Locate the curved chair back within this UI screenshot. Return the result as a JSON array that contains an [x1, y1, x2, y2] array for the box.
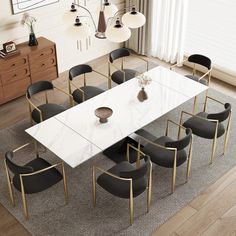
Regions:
[[5, 151, 33, 175], [166, 128, 192, 151], [120, 155, 150, 180], [69, 64, 93, 80], [188, 54, 212, 70], [109, 48, 131, 63], [27, 80, 54, 99], [207, 103, 231, 123]]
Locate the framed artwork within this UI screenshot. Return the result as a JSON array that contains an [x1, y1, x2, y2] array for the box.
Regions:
[[11, 0, 59, 14]]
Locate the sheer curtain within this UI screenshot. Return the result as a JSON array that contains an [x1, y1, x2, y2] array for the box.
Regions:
[[150, 0, 188, 63]]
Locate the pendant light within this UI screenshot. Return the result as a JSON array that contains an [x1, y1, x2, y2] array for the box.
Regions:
[[122, 7, 146, 29], [103, 0, 118, 19], [105, 19, 131, 43]]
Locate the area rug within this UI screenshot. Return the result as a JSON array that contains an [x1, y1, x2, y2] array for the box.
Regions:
[[0, 85, 235, 236]]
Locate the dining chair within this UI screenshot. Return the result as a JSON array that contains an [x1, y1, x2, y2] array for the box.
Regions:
[[137, 120, 193, 193], [180, 96, 232, 164], [69, 64, 109, 104], [170, 54, 212, 113], [26, 80, 73, 124], [93, 144, 152, 225], [108, 48, 149, 88], [4, 143, 68, 219]]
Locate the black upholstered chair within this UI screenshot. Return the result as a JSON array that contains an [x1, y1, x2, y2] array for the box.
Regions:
[[26, 80, 73, 124], [4, 143, 68, 219], [171, 54, 212, 113], [180, 96, 232, 164], [137, 120, 193, 193], [93, 144, 152, 225], [69, 64, 108, 104], [108, 48, 149, 88]]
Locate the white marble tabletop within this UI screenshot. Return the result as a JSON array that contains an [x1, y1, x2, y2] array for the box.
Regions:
[[145, 66, 208, 98], [25, 117, 101, 168], [26, 66, 208, 168]]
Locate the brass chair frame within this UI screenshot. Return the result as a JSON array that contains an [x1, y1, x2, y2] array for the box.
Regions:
[[137, 120, 193, 193], [26, 85, 74, 125], [179, 96, 232, 164], [68, 69, 110, 102], [170, 58, 212, 114], [4, 143, 68, 220], [92, 144, 152, 225], [108, 54, 150, 89]]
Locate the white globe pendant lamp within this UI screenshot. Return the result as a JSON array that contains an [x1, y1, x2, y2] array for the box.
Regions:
[[72, 16, 91, 39], [122, 7, 146, 29], [105, 19, 131, 43], [103, 0, 118, 19]]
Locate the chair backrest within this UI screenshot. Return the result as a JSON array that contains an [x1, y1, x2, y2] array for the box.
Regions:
[[188, 54, 212, 70], [69, 64, 93, 80], [5, 151, 33, 175], [207, 103, 231, 123], [120, 155, 150, 180], [27, 80, 54, 99], [109, 48, 131, 63], [165, 128, 192, 151]]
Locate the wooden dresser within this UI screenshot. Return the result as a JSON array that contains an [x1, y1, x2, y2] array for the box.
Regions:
[[0, 37, 58, 105]]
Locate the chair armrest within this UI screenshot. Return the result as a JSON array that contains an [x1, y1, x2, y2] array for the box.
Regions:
[[93, 166, 132, 182], [180, 110, 219, 124], [20, 162, 63, 177], [198, 69, 212, 84], [13, 143, 31, 153], [54, 86, 74, 99], [130, 54, 150, 71], [26, 94, 43, 122], [170, 59, 187, 70], [138, 136, 177, 152], [70, 81, 85, 102], [166, 119, 186, 136], [126, 143, 146, 163]]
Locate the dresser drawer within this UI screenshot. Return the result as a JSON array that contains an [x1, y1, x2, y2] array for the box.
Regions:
[[0, 55, 28, 72], [30, 57, 56, 74], [29, 46, 55, 62], [3, 77, 30, 101], [1, 65, 30, 85], [31, 66, 58, 83]]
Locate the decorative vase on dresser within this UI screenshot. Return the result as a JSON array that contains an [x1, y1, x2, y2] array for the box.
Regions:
[[0, 37, 58, 105]]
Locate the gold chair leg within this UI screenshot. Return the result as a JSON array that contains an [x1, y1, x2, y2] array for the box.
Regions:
[[172, 153, 177, 193], [61, 162, 68, 204], [129, 181, 134, 225], [193, 96, 197, 114], [210, 136, 217, 164], [186, 139, 193, 183], [223, 112, 232, 155], [4, 161, 15, 206], [147, 166, 152, 213], [20, 176, 29, 220], [92, 167, 96, 207]]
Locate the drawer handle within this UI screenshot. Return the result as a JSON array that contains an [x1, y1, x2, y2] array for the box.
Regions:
[[13, 74, 17, 77], [11, 63, 16, 67], [40, 53, 44, 56], [42, 63, 45, 67]]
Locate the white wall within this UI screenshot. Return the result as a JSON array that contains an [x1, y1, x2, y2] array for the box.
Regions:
[[0, 0, 124, 73]]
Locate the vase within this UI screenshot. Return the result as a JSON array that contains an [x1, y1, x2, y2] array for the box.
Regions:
[[137, 87, 148, 102], [28, 33, 38, 46]]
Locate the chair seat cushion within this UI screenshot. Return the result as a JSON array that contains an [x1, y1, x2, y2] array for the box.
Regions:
[[142, 136, 187, 168], [183, 112, 225, 139], [111, 69, 137, 84], [72, 86, 104, 104], [32, 103, 66, 123], [185, 75, 208, 85], [13, 158, 63, 194], [97, 161, 146, 199], [103, 137, 140, 163]]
